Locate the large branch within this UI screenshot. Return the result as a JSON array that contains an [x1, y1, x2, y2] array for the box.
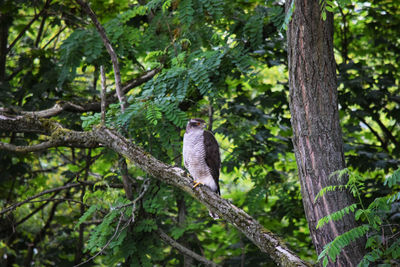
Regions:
[[0, 114, 309, 267]]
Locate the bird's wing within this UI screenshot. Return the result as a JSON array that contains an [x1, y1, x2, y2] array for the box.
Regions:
[[203, 130, 221, 194]]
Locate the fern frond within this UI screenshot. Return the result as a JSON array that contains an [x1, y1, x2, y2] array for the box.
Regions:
[[118, 5, 148, 23], [318, 225, 370, 266], [244, 7, 265, 50], [201, 0, 224, 19], [161, 104, 187, 128], [178, 0, 194, 26], [86, 209, 121, 253], [145, 103, 162, 125], [384, 168, 400, 187], [358, 248, 383, 267], [75, 204, 99, 230], [269, 5, 285, 29], [328, 168, 349, 181], [314, 184, 347, 203], [316, 203, 357, 229], [387, 191, 400, 203]]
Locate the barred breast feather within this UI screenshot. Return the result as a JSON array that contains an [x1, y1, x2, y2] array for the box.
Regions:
[[183, 128, 219, 193]]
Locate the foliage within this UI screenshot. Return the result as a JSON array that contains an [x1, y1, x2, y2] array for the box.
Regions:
[[319, 0, 352, 20], [316, 168, 400, 267], [0, 0, 399, 266]]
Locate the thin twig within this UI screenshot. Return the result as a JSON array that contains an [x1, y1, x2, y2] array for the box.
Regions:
[[100, 65, 107, 124], [157, 228, 220, 267], [35, 12, 47, 47], [121, 67, 161, 94], [0, 183, 82, 216], [42, 26, 66, 49], [114, 178, 150, 210], [21, 197, 87, 206], [7, 0, 52, 53]]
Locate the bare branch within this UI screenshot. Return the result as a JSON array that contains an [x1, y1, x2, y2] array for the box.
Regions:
[[0, 140, 54, 152], [19, 101, 101, 118], [42, 26, 66, 49], [100, 65, 106, 124], [75, 0, 126, 112], [21, 197, 87, 206], [35, 12, 47, 47], [7, 0, 52, 54], [121, 67, 162, 94], [157, 228, 220, 267], [355, 114, 388, 151], [0, 114, 99, 150], [0, 135, 98, 152], [1, 65, 160, 119], [0, 183, 81, 216]]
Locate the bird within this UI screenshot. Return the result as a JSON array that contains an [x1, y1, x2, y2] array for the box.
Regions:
[[183, 118, 221, 219]]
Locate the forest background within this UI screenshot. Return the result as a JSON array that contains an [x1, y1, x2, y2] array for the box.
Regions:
[[0, 0, 399, 266]]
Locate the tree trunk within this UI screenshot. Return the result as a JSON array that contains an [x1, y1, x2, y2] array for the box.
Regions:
[[286, 1, 365, 266]]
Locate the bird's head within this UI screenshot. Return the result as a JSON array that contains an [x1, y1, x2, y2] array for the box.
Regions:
[[186, 118, 206, 131]]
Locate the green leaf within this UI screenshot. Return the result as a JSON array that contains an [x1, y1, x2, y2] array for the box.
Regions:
[[75, 205, 98, 230], [322, 256, 328, 267]]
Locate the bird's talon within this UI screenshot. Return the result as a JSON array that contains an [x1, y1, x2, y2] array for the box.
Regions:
[[192, 181, 202, 189]]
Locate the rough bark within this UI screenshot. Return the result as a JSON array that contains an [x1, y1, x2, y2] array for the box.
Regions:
[[286, 0, 365, 266], [0, 113, 310, 267]]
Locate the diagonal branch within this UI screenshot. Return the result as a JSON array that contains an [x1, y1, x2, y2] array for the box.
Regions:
[[42, 26, 66, 49], [157, 228, 220, 267], [7, 0, 52, 54], [0, 114, 310, 267], [355, 114, 388, 151], [121, 67, 162, 94], [75, 0, 126, 112]]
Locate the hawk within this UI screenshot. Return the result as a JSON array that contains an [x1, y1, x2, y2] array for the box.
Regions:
[[183, 118, 221, 219]]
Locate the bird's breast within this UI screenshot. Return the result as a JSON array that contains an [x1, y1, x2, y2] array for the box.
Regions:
[[183, 131, 218, 192]]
